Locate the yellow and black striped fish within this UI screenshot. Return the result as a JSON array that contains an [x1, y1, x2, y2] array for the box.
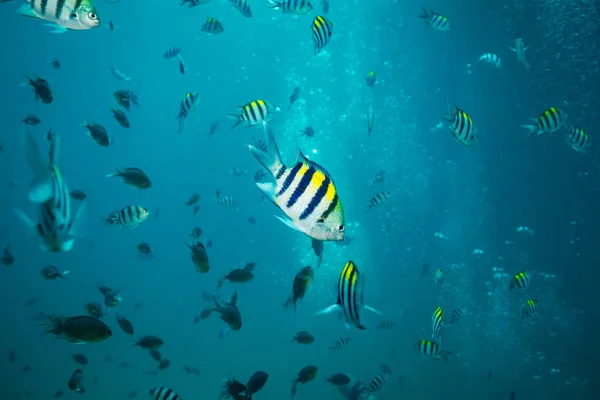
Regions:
[[365, 191, 390, 211], [521, 107, 567, 138], [365, 71, 376, 87], [248, 125, 344, 241], [177, 92, 200, 133], [314, 261, 382, 329], [268, 0, 313, 15], [200, 17, 224, 34], [435, 269, 445, 289], [231, 100, 280, 128], [17, 0, 100, 33], [104, 205, 149, 229], [521, 299, 541, 319], [230, 0, 252, 17], [444, 103, 477, 146], [564, 122, 591, 153], [418, 8, 450, 31], [414, 339, 452, 362], [431, 306, 444, 342], [311, 15, 333, 55], [509, 271, 531, 291]]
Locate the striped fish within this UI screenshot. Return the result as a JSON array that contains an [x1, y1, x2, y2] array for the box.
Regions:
[[369, 170, 384, 187], [366, 371, 388, 394], [365, 71, 376, 87], [17, 0, 101, 33], [564, 122, 591, 153], [201, 17, 224, 34], [448, 307, 464, 325], [509, 271, 531, 291], [435, 269, 445, 289], [314, 261, 382, 329], [104, 205, 149, 229], [248, 125, 345, 241], [329, 337, 351, 351], [177, 92, 200, 132], [414, 339, 452, 362], [418, 8, 450, 31], [230, 0, 252, 17], [510, 38, 530, 70], [365, 191, 390, 211], [311, 15, 334, 55], [431, 306, 445, 342], [231, 100, 280, 128], [377, 320, 395, 330], [15, 132, 86, 252], [180, 0, 211, 7], [444, 103, 477, 146], [268, 0, 313, 15], [164, 47, 182, 59], [521, 299, 540, 319], [149, 387, 182, 400], [215, 189, 237, 208], [521, 107, 567, 138], [478, 53, 502, 68]]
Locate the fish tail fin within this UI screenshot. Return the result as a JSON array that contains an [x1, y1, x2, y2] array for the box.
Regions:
[[105, 166, 121, 178], [22, 130, 52, 203], [14, 208, 36, 230], [267, 0, 281, 9], [314, 304, 340, 317], [291, 381, 299, 398], [248, 124, 284, 178], [440, 351, 453, 362], [521, 123, 538, 138], [61, 271, 70, 279], [283, 296, 293, 309], [418, 7, 430, 20], [228, 114, 243, 129]]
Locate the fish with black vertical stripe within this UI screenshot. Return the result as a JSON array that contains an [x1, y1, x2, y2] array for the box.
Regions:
[[149, 387, 182, 400], [314, 261, 383, 329], [17, 0, 101, 33], [444, 102, 477, 146], [418, 8, 450, 31], [231, 99, 280, 128], [564, 122, 591, 153], [103, 205, 149, 229], [311, 15, 334, 55], [177, 92, 200, 132], [521, 107, 566, 138], [248, 125, 345, 241], [230, 0, 252, 17]]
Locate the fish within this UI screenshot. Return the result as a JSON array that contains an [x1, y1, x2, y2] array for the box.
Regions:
[[431, 306, 445, 342], [215, 189, 237, 207], [509, 271, 531, 291], [40, 265, 69, 280], [208, 120, 219, 137], [301, 126, 316, 137], [0, 246, 14, 266], [199, 290, 242, 331], [45, 315, 112, 343], [186, 193, 200, 207], [230, 99, 280, 128], [521, 107, 566, 138], [478, 53, 502, 68], [106, 167, 151, 189], [283, 266, 314, 311], [158, 359, 171, 369], [84, 302, 104, 319], [189, 241, 210, 273], [365, 191, 390, 210], [367, 106, 375, 135], [365, 371, 388, 394], [326, 373, 351, 386], [110, 66, 131, 83], [22, 114, 41, 125], [291, 366, 317, 398], [289, 86, 301, 109], [149, 387, 182, 400], [180, 0, 212, 7], [116, 315, 134, 335], [164, 47, 182, 59], [510, 38, 530, 69], [114, 89, 139, 111], [220, 378, 246, 400], [365, 71, 376, 87], [201, 17, 224, 33], [369, 170, 384, 187], [314, 261, 382, 329], [243, 371, 268, 400], [230, 0, 252, 17], [111, 109, 130, 128], [321, 0, 328, 13], [137, 242, 153, 259], [104, 205, 150, 228], [17, 0, 100, 33], [68, 369, 85, 393], [82, 122, 110, 147], [329, 337, 351, 351], [418, 8, 450, 31], [15, 132, 86, 252], [311, 238, 323, 268], [444, 102, 477, 146], [268, 0, 313, 15], [378, 320, 395, 330], [134, 336, 164, 349], [413, 339, 452, 362], [564, 122, 591, 153], [447, 307, 464, 325], [50, 57, 61, 69], [69, 190, 86, 201], [217, 262, 255, 288], [249, 125, 345, 241], [521, 299, 541, 319], [292, 331, 315, 344], [71, 353, 88, 365], [435, 269, 445, 289], [311, 15, 334, 55], [177, 92, 200, 132], [23, 77, 53, 104], [178, 56, 186, 75]]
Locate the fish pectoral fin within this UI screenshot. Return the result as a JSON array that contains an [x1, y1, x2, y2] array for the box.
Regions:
[[70, 199, 89, 237], [274, 215, 302, 232], [313, 304, 340, 317], [44, 23, 68, 34], [14, 208, 36, 230], [22, 130, 53, 203], [364, 305, 383, 316]]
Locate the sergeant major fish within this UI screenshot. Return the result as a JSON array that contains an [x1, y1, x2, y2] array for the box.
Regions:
[[17, 0, 100, 33], [268, 0, 312, 15], [418, 8, 450, 31], [230, 100, 280, 128], [177, 92, 200, 133], [230, 0, 252, 17], [564, 122, 591, 153], [311, 15, 334, 55], [521, 107, 566, 138], [248, 125, 345, 241], [444, 101, 477, 146]]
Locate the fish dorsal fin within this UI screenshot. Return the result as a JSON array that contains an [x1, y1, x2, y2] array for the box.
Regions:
[[49, 135, 59, 165], [230, 289, 238, 306], [296, 149, 333, 179]]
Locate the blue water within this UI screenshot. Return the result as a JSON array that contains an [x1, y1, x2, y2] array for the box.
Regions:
[[1, 0, 599, 399]]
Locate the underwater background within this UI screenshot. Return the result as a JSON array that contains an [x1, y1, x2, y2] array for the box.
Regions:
[[1, 0, 599, 399]]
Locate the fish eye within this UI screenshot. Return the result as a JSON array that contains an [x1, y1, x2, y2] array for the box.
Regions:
[[106, 329, 112, 335], [88, 12, 97, 20], [338, 225, 344, 232]]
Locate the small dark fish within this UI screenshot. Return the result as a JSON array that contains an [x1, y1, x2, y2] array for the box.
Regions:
[[120, 361, 131, 368], [189, 241, 210, 273], [47, 315, 112, 344], [24, 76, 53, 104], [114, 89, 139, 111], [71, 353, 88, 365], [149, 349, 161, 362], [69, 190, 87, 201], [22, 114, 41, 125], [106, 167, 151, 189], [84, 301, 104, 319], [40, 265, 69, 280], [247, 216, 256, 224], [116, 314, 134, 335], [292, 331, 314, 344], [68, 369, 85, 393], [488, 368, 493, 383], [112, 109, 130, 128], [50, 57, 61, 69], [178, 57, 186, 75], [291, 366, 317, 398], [8, 350, 16, 362], [54, 390, 64, 398], [82, 122, 110, 147], [137, 242, 153, 259], [127, 390, 139, 398], [221, 377, 246, 400], [288, 86, 301, 109], [244, 371, 268, 400], [300, 126, 315, 137], [326, 373, 351, 386], [46, 128, 56, 142], [1, 245, 14, 266], [217, 262, 256, 289], [284, 266, 313, 311], [378, 320, 396, 330], [134, 335, 164, 349], [108, 20, 116, 32], [22, 364, 31, 372], [367, 106, 375, 135], [199, 290, 242, 331], [186, 193, 201, 207], [158, 359, 171, 370], [208, 119, 219, 137], [190, 227, 202, 239]]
